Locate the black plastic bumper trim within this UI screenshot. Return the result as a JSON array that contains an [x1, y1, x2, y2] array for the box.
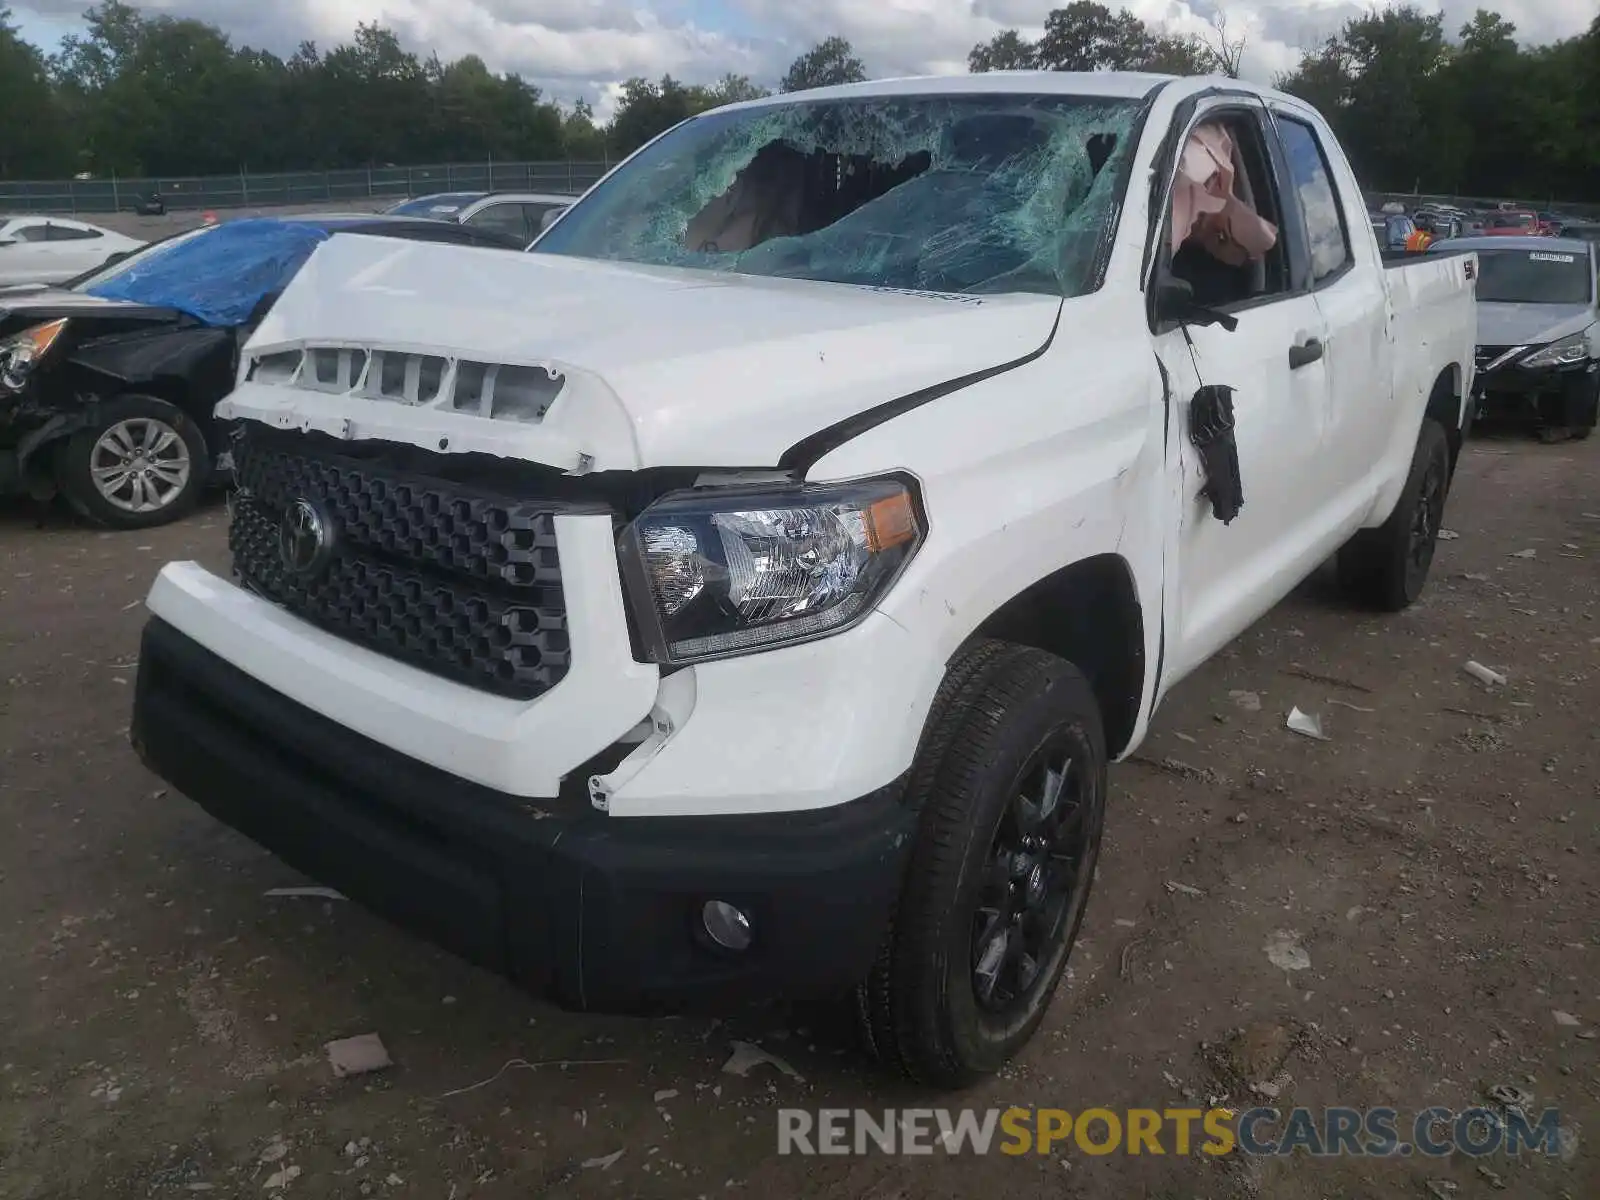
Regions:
[[130, 617, 915, 1012]]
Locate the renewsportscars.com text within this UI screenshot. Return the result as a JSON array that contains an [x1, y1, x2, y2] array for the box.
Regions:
[[777, 1106, 1566, 1158]]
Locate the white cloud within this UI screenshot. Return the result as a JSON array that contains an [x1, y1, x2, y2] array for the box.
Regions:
[[10, 0, 1597, 107]]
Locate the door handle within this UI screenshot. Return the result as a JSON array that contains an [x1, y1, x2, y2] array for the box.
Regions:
[[1289, 338, 1324, 370]]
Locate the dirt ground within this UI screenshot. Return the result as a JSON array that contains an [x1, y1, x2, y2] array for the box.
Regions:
[[1, 434, 1596, 1200]]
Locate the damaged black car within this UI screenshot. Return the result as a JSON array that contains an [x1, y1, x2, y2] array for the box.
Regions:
[[0, 214, 523, 528]]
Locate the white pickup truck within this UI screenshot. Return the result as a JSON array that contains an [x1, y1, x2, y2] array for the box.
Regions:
[[131, 73, 1476, 1086]]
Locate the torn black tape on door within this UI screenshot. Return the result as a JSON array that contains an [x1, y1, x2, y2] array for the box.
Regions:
[[1189, 384, 1243, 525]]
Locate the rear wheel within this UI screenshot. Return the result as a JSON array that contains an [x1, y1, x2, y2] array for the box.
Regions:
[[56, 394, 209, 530], [1338, 418, 1451, 611], [858, 640, 1106, 1087]]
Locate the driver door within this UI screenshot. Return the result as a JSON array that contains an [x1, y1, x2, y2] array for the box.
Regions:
[[1150, 99, 1333, 682]]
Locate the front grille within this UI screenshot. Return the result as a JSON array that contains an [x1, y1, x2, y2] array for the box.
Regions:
[[230, 434, 572, 700]]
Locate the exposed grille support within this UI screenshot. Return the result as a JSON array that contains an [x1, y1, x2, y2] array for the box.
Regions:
[[246, 345, 566, 424]]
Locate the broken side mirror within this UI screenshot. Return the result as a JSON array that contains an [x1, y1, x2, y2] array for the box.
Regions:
[[1154, 278, 1239, 333]]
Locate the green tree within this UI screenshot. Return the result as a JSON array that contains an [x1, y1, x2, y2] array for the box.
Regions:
[[1446, 11, 1528, 196], [607, 76, 706, 156], [969, 4, 1212, 77], [1277, 5, 1457, 194], [0, 6, 70, 177], [51, 0, 151, 173], [968, 29, 1037, 72], [560, 99, 608, 160], [318, 23, 431, 165], [705, 73, 769, 106], [1566, 16, 1600, 198], [780, 36, 866, 93]]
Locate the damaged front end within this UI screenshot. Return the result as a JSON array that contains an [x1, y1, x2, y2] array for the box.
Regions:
[[0, 299, 228, 498], [0, 315, 78, 496]]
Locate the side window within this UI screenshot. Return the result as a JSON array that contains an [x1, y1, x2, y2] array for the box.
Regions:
[[516, 205, 546, 239], [1163, 109, 1291, 310], [13, 223, 51, 243], [1277, 117, 1350, 284], [48, 224, 103, 242], [465, 203, 530, 239]]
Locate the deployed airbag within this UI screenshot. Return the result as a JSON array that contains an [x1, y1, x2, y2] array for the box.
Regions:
[[85, 219, 333, 327], [1171, 122, 1277, 267]]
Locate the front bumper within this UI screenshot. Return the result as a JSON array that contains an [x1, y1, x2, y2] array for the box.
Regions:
[[145, 553, 941, 815], [0, 385, 63, 494], [1474, 357, 1598, 412], [131, 617, 916, 1012]]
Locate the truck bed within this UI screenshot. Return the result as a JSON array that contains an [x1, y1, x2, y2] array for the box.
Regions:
[[1383, 246, 1479, 432]]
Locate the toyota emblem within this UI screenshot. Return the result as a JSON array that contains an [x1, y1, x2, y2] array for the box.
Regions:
[[279, 497, 335, 576]]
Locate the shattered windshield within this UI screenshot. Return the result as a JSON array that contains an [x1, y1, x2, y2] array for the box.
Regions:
[[532, 93, 1142, 297]]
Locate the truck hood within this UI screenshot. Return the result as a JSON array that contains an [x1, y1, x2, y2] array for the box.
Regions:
[[1476, 301, 1594, 348], [230, 233, 1062, 471]]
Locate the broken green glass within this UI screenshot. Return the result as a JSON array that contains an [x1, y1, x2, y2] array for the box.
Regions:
[[533, 92, 1142, 298]]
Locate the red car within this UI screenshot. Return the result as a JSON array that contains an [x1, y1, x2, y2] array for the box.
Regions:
[[1483, 211, 1541, 236]]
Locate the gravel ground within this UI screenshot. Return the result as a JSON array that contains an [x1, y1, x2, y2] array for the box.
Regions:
[[1, 434, 1596, 1199]]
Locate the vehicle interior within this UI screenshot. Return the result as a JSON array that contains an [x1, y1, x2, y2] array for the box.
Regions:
[[463, 198, 571, 242], [1160, 111, 1286, 310], [665, 111, 1128, 295], [681, 139, 934, 255]]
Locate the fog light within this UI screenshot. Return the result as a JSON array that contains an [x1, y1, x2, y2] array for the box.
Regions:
[[701, 900, 753, 952]]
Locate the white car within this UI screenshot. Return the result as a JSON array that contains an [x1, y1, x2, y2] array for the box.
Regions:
[[131, 72, 1477, 1087], [456, 192, 574, 243], [0, 216, 144, 287]]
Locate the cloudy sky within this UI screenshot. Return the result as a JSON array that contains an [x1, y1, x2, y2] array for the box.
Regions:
[[8, 0, 1597, 117]]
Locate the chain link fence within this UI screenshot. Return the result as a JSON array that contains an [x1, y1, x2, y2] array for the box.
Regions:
[[9, 163, 1597, 225], [0, 161, 613, 215]]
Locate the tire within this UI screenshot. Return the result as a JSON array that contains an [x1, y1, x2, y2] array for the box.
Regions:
[[1569, 376, 1598, 440], [1337, 417, 1451, 612], [858, 639, 1107, 1088], [56, 394, 210, 530]]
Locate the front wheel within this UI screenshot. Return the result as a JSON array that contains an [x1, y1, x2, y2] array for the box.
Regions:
[[56, 394, 210, 529], [1337, 417, 1451, 611], [858, 640, 1107, 1087], [1569, 374, 1598, 441]]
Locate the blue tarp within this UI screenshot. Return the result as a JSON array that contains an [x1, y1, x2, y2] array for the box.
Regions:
[[85, 217, 334, 327]]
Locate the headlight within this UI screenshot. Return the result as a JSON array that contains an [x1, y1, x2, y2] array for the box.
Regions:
[[0, 317, 69, 391], [1520, 331, 1592, 369], [619, 477, 924, 664]]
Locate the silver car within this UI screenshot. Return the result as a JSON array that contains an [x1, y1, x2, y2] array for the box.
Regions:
[[1434, 235, 1599, 439]]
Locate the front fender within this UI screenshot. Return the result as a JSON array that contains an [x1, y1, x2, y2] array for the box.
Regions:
[[806, 301, 1168, 760]]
